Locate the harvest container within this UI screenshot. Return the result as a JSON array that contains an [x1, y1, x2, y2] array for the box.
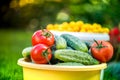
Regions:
[[18, 58, 107, 80]]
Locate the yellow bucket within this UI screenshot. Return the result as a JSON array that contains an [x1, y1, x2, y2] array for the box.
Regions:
[[18, 58, 107, 80]]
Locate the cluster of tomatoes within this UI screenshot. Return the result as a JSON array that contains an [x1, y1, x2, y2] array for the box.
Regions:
[[31, 29, 55, 64]]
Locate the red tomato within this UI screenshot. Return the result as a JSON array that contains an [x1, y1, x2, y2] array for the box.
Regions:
[[109, 27, 120, 36], [117, 35, 120, 42], [31, 44, 52, 64], [32, 29, 54, 46], [91, 40, 113, 63]]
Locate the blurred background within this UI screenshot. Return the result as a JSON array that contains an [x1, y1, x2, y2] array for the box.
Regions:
[[0, 0, 120, 80]]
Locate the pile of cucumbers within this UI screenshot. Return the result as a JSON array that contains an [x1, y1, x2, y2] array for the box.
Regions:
[[51, 34, 99, 66]]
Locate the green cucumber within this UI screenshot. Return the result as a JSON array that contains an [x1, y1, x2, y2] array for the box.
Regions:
[[84, 41, 91, 50], [54, 49, 99, 65], [56, 62, 84, 66], [61, 34, 88, 52], [55, 35, 67, 49], [66, 46, 74, 50], [22, 47, 32, 61]]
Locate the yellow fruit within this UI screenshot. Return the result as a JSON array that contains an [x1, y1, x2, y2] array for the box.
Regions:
[[93, 23, 102, 29], [62, 22, 69, 25], [54, 24, 59, 30], [92, 29, 99, 33], [61, 22, 69, 30], [102, 28, 110, 33], [69, 21, 76, 29], [85, 23, 92, 31], [46, 24, 54, 30], [67, 27, 73, 32], [82, 24, 87, 30], [56, 25, 62, 31], [76, 21, 84, 29], [87, 30, 93, 33], [46, 21, 109, 34], [76, 21, 84, 25], [69, 21, 76, 26], [98, 28, 104, 33], [80, 29, 86, 32], [73, 26, 79, 32]]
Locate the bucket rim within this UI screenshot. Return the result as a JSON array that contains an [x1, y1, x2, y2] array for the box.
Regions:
[[17, 58, 107, 71]]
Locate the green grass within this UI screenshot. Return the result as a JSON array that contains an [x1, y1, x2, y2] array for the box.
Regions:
[[0, 29, 33, 80]]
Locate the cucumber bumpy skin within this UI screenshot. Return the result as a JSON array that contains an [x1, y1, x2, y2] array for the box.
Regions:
[[61, 34, 88, 52], [54, 49, 99, 65], [54, 35, 67, 49], [56, 62, 84, 66]]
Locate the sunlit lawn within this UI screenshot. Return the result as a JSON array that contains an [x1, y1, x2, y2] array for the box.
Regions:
[[0, 29, 32, 80]]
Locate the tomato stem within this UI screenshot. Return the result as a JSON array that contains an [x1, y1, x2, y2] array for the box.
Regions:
[[94, 39, 107, 49], [42, 29, 51, 38], [43, 32, 51, 37], [94, 39, 99, 46], [42, 48, 51, 64]]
